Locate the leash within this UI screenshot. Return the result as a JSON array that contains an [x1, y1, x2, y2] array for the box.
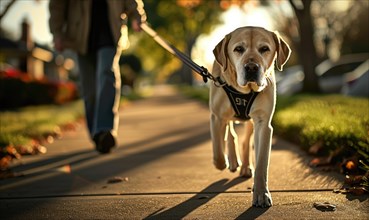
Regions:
[[140, 23, 225, 86], [140, 23, 259, 121]]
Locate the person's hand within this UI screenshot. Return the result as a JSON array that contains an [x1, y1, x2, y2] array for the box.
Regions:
[[131, 19, 142, 32], [53, 36, 65, 52]]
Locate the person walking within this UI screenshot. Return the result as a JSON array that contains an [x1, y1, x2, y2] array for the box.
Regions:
[[49, 0, 146, 153]]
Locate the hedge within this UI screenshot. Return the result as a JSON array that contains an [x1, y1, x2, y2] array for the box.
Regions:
[[0, 71, 78, 109]]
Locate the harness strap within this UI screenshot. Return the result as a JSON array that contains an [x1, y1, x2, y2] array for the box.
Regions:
[[222, 85, 259, 121]]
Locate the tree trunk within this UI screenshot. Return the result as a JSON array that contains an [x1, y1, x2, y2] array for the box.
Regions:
[[290, 0, 321, 93]]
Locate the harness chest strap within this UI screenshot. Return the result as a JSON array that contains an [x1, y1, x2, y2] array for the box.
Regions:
[[222, 85, 259, 121]]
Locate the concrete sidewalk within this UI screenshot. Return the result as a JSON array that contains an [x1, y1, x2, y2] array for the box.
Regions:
[[1, 85, 368, 219]]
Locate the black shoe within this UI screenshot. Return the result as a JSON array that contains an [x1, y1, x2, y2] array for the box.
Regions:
[[93, 131, 116, 154]]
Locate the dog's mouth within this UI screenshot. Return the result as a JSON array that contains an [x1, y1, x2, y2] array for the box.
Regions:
[[243, 78, 263, 87], [240, 80, 266, 92], [236, 62, 267, 92]]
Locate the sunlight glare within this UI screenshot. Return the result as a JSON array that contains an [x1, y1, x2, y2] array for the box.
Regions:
[[192, 5, 273, 72]]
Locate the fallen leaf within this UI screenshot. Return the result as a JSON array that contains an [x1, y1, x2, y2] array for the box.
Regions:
[[0, 156, 12, 170], [345, 160, 356, 170], [35, 145, 47, 154], [333, 186, 368, 195], [56, 165, 71, 173], [46, 135, 54, 143], [313, 202, 337, 212], [310, 157, 331, 167], [18, 146, 34, 155], [344, 175, 363, 185], [5, 146, 21, 159], [348, 187, 368, 196], [309, 140, 324, 154], [107, 176, 124, 184]]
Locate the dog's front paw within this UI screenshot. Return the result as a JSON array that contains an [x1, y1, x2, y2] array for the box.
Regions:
[[228, 158, 240, 172], [240, 165, 253, 178], [213, 156, 227, 170], [252, 189, 272, 208]]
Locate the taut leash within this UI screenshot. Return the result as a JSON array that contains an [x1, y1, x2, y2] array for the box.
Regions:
[[140, 23, 224, 86]]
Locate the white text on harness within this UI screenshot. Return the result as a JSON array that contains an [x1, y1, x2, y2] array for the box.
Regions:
[[235, 97, 248, 106]]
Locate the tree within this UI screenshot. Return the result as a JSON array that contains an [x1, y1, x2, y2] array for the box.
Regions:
[[132, 0, 249, 85], [0, 0, 41, 39], [0, 0, 16, 23], [315, 0, 368, 57], [273, 0, 368, 93], [132, 0, 222, 85], [288, 0, 320, 93]]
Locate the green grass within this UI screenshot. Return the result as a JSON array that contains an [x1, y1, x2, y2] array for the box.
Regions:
[[0, 92, 145, 149], [274, 95, 369, 156], [0, 91, 147, 171], [177, 86, 369, 159], [0, 100, 84, 147]]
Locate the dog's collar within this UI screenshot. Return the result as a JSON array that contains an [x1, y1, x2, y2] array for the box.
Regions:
[[216, 77, 259, 121]]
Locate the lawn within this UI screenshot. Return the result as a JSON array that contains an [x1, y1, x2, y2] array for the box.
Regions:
[[0, 100, 84, 148], [0, 100, 84, 171], [274, 95, 369, 158], [0, 92, 144, 171]]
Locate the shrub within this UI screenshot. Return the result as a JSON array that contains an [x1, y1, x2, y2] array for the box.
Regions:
[[0, 70, 78, 109]]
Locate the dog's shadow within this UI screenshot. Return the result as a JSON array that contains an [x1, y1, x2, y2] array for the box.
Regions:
[[235, 206, 270, 219], [144, 177, 268, 219]]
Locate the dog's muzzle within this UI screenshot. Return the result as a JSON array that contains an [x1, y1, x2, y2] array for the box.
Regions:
[[244, 62, 262, 86]]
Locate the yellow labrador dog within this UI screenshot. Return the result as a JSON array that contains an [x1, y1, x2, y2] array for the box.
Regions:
[[209, 26, 291, 207]]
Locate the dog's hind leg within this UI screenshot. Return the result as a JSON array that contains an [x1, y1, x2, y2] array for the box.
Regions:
[[227, 121, 241, 172], [240, 121, 254, 178]]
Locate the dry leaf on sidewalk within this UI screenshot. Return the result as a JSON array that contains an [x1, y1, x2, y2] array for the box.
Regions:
[[313, 202, 337, 212], [107, 176, 129, 184]]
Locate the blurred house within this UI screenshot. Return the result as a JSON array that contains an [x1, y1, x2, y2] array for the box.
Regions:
[[0, 18, 75, 81]]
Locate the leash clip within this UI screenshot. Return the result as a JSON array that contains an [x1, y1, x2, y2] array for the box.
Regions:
[[199, 66, 226, 87], [200, 66, 210, 83], [214, 77, 226, 87]]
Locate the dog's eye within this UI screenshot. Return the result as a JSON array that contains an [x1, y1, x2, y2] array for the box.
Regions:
[[234, 46, 245, 53], [259, 46, 270, 54]]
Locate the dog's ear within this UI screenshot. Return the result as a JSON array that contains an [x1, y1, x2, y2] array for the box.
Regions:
[[213, 34, 231, 72], [273, 31, 291, 71]]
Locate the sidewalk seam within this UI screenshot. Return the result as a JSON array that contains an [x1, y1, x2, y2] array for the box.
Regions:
[[0, 189, 335, 200]]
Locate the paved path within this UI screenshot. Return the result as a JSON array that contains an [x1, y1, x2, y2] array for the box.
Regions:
[[1, 85, 368, 219]]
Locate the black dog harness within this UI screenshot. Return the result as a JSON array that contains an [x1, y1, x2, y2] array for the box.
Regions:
[[141, 23, 259, 120], [222, 84, 259, 121]]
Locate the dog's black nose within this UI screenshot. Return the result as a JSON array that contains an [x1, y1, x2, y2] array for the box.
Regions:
[[244, 62, 259, 74], [244, 62, 261, 85]]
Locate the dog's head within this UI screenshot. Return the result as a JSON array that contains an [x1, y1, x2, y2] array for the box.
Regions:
[[213, 27, 291, 93]]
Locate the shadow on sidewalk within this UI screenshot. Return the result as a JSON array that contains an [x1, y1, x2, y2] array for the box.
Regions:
[[0, 120, 210, 192], [144, 177, 251, 219], [0, 120, 212, 219], [4, 150, 98, 178], [235, 206, 270, 219]]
